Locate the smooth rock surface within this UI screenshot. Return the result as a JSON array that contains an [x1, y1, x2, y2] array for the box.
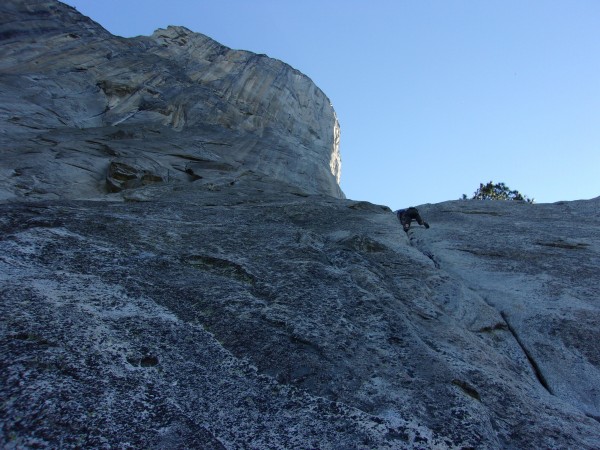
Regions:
[[0, 0, 342, 201]]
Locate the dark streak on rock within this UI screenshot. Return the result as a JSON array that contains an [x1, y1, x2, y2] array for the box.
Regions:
[[477, 322, 509, 333], [535, 241, 589, 250], [184, 254, 256, 285], [452, 379, 481, 401]]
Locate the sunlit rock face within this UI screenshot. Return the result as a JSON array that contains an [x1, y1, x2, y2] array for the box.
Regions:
[[0, 0, 342, 201], [2, 1, 600, 449], [413, 198, 600, 422]]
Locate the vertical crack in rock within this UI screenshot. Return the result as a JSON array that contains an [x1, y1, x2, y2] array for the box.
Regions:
[[500, 311, 553, 395], [408, 234, 440, 268], [421, 249, 440, 269]]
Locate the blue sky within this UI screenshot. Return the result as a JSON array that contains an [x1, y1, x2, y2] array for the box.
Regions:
[[62, 0, 600, 208]]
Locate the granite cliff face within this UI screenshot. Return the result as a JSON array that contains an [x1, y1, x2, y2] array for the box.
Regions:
[[2, 1, 600, 449], [0, 0, 342, 201]]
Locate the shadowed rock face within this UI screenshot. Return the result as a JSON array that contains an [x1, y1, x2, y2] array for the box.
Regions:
[[1, 1, 600, 449], [0, 0, 342, 201], [1, 183, 600, 449]]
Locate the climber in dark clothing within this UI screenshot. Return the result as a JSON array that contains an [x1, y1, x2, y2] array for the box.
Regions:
[[396, 207, 430, 232]]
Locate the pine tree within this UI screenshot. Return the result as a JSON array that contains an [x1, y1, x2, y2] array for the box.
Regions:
[[462, 181, 534, 203]]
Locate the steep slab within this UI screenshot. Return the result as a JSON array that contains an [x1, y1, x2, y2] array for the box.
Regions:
[[1, 183, 599, 448]]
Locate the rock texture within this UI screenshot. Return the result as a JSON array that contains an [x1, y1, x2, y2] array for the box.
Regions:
[[1, 1, 600, 449], [414, 199, 600, 420], [0, 0, 342, 201], [2, 183, 600, 449]]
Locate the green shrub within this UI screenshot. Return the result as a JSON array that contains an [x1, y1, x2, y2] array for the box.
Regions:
[[462, 181, 534, 203]]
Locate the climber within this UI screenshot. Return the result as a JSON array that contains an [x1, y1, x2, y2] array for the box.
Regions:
[[396, 207, 430, 232]]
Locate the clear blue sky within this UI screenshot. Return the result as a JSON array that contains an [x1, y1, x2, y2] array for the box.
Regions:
[[62, 0, 600, 208]]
